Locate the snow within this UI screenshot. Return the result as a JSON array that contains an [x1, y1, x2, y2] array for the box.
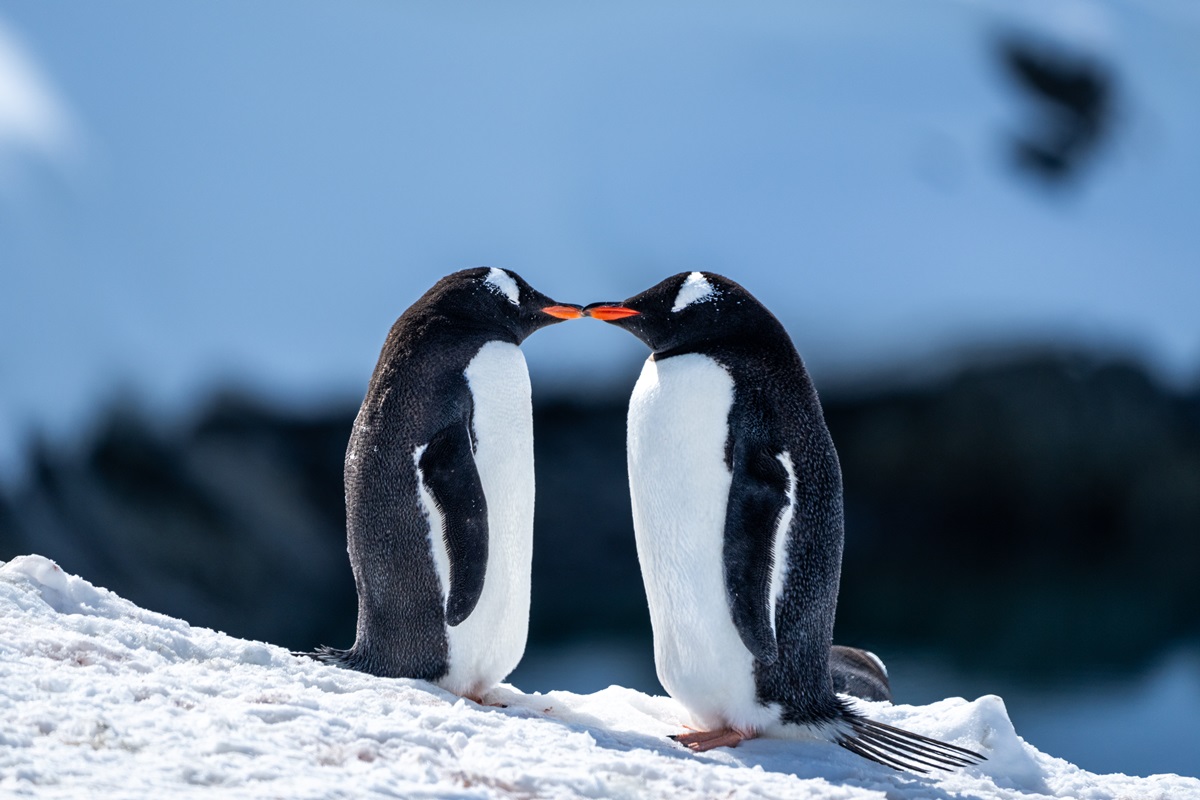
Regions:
[[3, 555, 1196, 800]]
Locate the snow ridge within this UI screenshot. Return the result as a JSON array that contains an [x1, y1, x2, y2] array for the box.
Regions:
[[2, 554, 1197, 799]]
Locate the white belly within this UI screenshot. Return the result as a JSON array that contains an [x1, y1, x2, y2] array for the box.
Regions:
[[627, 354, 779, 733], [423, 340, 534, 698]]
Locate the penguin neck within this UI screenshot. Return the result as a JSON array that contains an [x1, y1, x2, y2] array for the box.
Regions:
[[650, 333, 763, 366], [649, 315, 788, 365], [425, 308, 525, 348]]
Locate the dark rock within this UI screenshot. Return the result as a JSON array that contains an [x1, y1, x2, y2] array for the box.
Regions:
[[2, 348, 1197, 686], [997, 34, 1115, 185]]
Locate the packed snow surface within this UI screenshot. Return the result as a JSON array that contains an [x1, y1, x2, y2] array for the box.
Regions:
[[2, 555, 1196, 800]]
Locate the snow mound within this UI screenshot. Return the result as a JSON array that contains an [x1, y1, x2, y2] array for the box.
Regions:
[[2, 554, 1196, 799]]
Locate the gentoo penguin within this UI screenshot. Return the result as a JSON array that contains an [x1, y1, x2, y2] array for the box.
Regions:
[[316, 268, 581, 702], [584, 272, 983, 772]]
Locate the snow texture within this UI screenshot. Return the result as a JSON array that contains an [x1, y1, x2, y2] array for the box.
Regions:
[[2, 554, 1196, 800]]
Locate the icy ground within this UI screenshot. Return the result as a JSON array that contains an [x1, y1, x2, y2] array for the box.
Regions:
[[2, 555, 1196, 800]]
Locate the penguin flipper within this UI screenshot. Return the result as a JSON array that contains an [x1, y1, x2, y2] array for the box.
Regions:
[[419, 422, 489, 627], [723, 445, 791, 665]]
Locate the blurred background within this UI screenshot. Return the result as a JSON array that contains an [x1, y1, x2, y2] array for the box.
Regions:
[[2, 0, 1198, 778]]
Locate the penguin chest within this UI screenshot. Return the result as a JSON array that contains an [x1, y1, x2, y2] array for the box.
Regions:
[[627, 354, 777, 732], [425, 340, 535, 696]]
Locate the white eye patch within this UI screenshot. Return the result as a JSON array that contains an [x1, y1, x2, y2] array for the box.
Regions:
[[671, 271, 715, 312], [484, 268, 520, 305]]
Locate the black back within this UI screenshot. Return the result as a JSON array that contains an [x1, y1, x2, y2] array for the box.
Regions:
[[327, 268, 573, 678]]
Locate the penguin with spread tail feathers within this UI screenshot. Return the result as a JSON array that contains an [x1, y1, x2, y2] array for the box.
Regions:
[[585, 272, 984, 772], [314, 268, 581, 702]]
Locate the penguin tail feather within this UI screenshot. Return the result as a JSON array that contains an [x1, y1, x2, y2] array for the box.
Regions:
[[834, 713, 985, 774], [295, 645, 354, 667]]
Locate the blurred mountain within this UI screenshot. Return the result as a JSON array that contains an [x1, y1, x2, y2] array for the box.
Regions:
[[1, 400, 355, 649], [2, 347, 1198, 687], [830, 349, 1200, 681]]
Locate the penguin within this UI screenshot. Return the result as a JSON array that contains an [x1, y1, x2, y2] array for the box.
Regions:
[[583, 272, 984, 772], [315, 268, 581, 702]]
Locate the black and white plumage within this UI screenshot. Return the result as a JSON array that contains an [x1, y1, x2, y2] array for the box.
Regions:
[[315, 268, 580, 701], [585, 272, 984, 773]]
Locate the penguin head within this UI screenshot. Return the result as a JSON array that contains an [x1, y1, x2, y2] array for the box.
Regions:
[[584, 271, 770, 353], [429, 267, 582, 343]]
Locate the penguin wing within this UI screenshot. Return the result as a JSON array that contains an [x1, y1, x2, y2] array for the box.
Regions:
[[418, 422, 488, 627], [723, 442, 791, 665]]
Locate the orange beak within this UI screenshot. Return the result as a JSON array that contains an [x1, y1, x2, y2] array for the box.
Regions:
[[541, 305, 584, 320], [585, 305, 640, 321]]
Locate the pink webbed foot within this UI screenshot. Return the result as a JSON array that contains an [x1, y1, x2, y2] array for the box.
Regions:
[[463, 693, 507, 708], [669, 727, 756, 752]]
